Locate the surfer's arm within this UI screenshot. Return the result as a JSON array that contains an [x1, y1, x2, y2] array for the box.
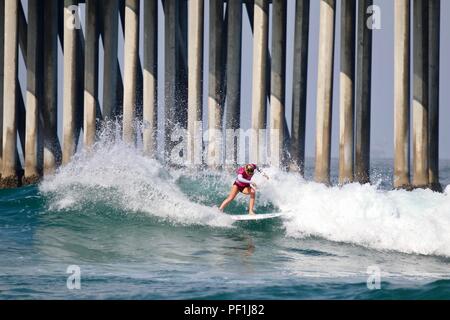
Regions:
[[256, 166, 269, 180], [237, 174, 252, 185]]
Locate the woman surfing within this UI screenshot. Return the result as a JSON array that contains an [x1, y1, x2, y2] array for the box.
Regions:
[[219, 164, 269, 215]]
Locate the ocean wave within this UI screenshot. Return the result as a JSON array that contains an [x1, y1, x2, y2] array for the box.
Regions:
[[39, 126, 450, 257], [39, 127, 233, 228], [260, 168, 450, 257]]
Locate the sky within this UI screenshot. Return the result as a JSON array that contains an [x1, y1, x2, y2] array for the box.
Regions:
[[16, 0, 450, 161]]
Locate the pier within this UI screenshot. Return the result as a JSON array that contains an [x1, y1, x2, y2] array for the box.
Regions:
[[0, 0, 444, 191]]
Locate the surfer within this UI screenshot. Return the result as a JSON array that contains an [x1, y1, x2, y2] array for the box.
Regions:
[[219, 164, 269, 215]]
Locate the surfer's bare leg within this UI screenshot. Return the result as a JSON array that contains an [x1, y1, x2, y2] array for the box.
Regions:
[[219, 185, 239, 211], [242, 187, 256, 215]]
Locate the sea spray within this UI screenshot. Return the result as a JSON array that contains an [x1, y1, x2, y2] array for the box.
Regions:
[[39, 123, 232, 228], [260, 167, 450, 257], [39, 125, 450, 257]]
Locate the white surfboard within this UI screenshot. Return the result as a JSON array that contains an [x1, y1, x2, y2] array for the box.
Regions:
[[229, 212, 284, 221]]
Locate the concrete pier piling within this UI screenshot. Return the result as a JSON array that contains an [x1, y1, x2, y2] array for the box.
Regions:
[[339, 0, 356, 185], [143, 0, 158, 158], [177, 0, 189, 131], [394, 0, 411, 189], [102, 0, 119, 121], [187, 0, 203, 165], [208, 0, 224, 168], [315, 0, 336, 185], [123, 0, 140, 145], [23, 0, 43, 185], [270, 0, 287, 168], [63, 0, 80, 165], [251, 0, 269, 164], [428, 0, 441, 192], [120, 0, 144, 121], [225, 0, 242, 166], [0, 0, 20, 188], [42, 0, 62, 176], [412, 0, 429, 189], [99, 3, 123, 119], [164, 0, 178, 162], [163, 0, 189, 163], [84, 0, 99, 150], [289, 0, 310, 175], [355, 0, 373, 185], [0, 0, 446, 191]]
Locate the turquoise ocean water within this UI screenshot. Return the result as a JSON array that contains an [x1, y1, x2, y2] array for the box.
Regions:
[[1, 139, 449, 299]]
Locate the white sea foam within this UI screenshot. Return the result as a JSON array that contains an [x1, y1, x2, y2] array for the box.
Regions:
[[39, 126, 450, 256], [39, 131, 233, 228], [260, 167, 450, 257]]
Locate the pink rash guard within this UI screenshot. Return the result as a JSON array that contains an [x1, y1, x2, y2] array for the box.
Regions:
[[234, 166, 256, 188]]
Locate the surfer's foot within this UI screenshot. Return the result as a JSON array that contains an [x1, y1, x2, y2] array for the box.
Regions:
[[249, 211, 256, 215]]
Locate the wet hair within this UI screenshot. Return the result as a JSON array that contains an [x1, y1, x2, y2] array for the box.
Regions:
[[245, 164, 256, 175]]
